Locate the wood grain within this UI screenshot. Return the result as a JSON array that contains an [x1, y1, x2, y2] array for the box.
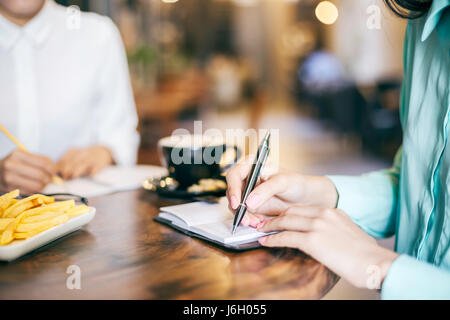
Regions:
[[0, 190, 338, 299]]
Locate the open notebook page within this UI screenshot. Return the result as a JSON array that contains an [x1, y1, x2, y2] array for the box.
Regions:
[[44, 178, 111, 198], [44, 165, 167, 198], [160, 199, 230, 226], [159, 198, 269, 244]]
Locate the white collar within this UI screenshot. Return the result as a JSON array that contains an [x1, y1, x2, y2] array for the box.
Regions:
[[0, 0, 55, 50]]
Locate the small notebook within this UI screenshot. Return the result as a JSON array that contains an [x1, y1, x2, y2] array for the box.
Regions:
[[155, 198, 272, 250], [44, 165, 168, 198]]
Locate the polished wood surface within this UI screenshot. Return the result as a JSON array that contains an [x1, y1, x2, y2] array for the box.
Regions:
[[0, 190, 338, 299]]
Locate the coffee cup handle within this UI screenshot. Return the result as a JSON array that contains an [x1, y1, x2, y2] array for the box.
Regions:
[[220, 146, 242, 172]]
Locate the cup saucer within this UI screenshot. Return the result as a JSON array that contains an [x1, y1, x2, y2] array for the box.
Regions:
[[142, 175, 227, 199]]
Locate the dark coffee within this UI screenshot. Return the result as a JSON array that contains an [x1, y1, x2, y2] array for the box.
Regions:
[[158, 135, 240, 189]]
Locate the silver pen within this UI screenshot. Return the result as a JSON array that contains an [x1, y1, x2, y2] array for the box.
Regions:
[[231, 131, 271, 235]]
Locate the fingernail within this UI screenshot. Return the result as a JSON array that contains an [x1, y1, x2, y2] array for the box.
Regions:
[[230, 195, 238, 209], [246, 194, 261, 209], [249, 218, 260, 228], [258, 237, 266, 244], [249, 215, 261, 227], [257, 220, 266, 230]]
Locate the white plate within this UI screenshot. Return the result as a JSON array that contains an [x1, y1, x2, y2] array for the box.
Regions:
[[0, 207, 96, 262]]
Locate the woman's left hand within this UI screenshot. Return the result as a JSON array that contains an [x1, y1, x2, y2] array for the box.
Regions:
[[257, 206, 399, 289], [57, 146, 114, 180]]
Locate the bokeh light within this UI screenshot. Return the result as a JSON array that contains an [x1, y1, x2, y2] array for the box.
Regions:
[[315, 1, 339, 25]]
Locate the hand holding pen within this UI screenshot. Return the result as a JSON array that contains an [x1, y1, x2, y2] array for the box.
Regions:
[[230, 132, 271, 234], [0, 124, 62, 193], [226, 140, 339, 231]]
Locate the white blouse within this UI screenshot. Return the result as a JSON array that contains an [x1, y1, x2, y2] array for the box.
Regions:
[[0, 0, 140, 165]]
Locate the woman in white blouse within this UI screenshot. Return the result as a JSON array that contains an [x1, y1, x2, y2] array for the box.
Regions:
[[0, 0, 140, 194]]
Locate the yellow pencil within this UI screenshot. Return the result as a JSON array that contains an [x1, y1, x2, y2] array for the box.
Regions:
[[0, 124, 63, 185]]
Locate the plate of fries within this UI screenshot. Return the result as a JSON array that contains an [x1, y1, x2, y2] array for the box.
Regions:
[[0, 190, 96, 261]]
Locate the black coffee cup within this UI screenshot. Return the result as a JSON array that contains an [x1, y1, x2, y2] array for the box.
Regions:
[[158, 135, 241, 189]]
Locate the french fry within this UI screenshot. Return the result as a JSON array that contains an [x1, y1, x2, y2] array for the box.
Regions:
[[16, 214, 69, 233], [14, 232, 35, 240], [14, 223, 55, 240], [66, 205, 90, 217], [21, 211, 66, 224], [0, 208, 39, 244], [0, 219, 17, 245], [43, 200, 75, 211], [0, 189, 90, 245], [3, 194, 54, 218], [18, 200, 75, 220], [0, 189, 20, 216], [7, 199, 19, 208], [0, 218, 14, 231]]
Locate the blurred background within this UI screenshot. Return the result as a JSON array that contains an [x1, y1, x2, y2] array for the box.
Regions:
[[57, 0, 406, 299]]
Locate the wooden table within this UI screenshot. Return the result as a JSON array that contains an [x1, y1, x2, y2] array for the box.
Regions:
[[0, 190, 338, 299]]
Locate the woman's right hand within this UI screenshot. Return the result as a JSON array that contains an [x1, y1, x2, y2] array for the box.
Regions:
[[0, 150, 56, 194], [225, 159, 339, 227]]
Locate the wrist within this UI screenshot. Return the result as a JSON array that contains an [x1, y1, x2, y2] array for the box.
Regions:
[[323, 176, 339, 208], [365, 247, 399, 290], [301, 175, 339, 208], [91, 146, 114, 165], [377, 249, 399, 286]]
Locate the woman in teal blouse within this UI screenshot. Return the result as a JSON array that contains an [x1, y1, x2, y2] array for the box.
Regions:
[[226, 0, 450, 299]]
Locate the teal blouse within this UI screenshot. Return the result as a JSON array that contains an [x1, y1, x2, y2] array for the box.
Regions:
[[328, 0, 450, 299]]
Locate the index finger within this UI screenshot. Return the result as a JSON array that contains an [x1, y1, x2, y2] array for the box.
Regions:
[[13, 150, 56, 177], [225, 157, 254, 209]]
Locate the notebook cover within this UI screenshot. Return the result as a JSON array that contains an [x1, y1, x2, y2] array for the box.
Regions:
[[154, 216, 262, 251]]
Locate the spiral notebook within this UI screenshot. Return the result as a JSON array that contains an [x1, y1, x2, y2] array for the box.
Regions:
[[154, 198, 271, 250]]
